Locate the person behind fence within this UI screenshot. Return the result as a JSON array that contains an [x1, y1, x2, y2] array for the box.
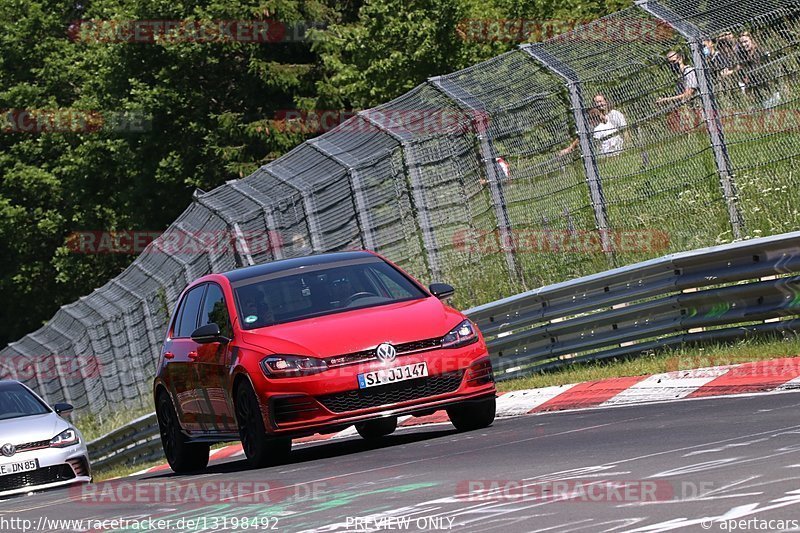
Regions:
[[702, 37, 732, 75], [730, 31, 781, 108], [717, 31, 740, 80], [559, 93, 627, 157], [657, 50, 699, 106]]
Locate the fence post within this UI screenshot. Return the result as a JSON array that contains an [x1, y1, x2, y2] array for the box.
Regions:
[[428, 76, 524, 287], [263, 165, 324, 254], [359, 110, 443, 282], [193, 193, 255, 267], [635, 0, 745, 240], [522, 44, 614, 257], [228, 180, 284, 260], [307, 137, 377, 251]]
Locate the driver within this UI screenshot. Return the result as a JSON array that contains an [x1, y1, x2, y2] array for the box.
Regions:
[[239, 288, 275, 327]]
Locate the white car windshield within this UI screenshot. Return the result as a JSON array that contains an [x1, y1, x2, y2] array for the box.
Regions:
[[0, 382, 50, 420]]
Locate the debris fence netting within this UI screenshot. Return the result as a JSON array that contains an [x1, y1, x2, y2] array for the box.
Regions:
[[4, 0, 799, 413]]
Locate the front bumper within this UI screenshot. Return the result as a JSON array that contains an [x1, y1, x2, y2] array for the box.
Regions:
[[256, 347, 496, 437], [0, 443, 91, 498]]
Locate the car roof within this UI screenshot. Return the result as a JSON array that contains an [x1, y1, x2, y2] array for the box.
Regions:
[[221, 250, 377, 284], [0, 380, 24, 390]]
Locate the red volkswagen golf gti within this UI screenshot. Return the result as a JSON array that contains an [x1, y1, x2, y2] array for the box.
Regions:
[[153, 251, 496, 472]]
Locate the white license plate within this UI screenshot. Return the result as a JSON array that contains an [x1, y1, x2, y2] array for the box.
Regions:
[[358, 362, 428, 389], [0, 459, 38, 477]]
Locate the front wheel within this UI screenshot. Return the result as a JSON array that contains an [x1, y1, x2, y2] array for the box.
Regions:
[[235, 383, 291, 468], [355, 416, 397, 440], [156, 393, 210, 473], [447, 397, 496, 432]]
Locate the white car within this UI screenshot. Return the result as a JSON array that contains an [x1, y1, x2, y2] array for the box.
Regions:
[[0, 380, 91, 497]]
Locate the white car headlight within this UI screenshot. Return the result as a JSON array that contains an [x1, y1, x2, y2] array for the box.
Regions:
[[50, 428, 79, 448]]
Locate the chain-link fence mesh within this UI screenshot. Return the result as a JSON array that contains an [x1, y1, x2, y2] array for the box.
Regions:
[[2, 0, 799, 415]]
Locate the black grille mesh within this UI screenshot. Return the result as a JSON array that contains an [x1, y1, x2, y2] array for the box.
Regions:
[[318, 370, 464, 413], [0, 464, 75, 493]]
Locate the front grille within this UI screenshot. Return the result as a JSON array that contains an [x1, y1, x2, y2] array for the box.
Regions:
[[0, 464, 75, 493], [318, 370, 464, 413], [327, 337, 442, 367], [15, 440, 50, 452]]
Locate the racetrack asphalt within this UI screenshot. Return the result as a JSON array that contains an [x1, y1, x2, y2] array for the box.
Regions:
[[2, 390, 800, 532]]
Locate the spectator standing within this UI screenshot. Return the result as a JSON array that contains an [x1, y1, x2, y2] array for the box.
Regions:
[[559, 93, 627, 156], [657, 51, 699, 105]]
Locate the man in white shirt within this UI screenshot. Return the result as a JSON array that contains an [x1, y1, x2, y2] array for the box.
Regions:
[[592, 106, 627, 155], [559, 93, 628, 156]]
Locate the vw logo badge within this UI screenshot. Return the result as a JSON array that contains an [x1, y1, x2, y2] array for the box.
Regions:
[[375, 343, 397, 362], [1, 443, 15, 457]]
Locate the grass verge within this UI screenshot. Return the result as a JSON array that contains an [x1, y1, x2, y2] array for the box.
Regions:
[[497, 336, 800, 392]]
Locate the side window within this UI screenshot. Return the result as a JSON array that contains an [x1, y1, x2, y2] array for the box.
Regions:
[[200, 284, 233, 339], [175, 285, 206, 338]]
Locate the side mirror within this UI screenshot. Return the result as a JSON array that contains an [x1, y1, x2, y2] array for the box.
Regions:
[[429, 283, 455, 300], [54, 403, 73, 416], [191, 323, 230, 344]]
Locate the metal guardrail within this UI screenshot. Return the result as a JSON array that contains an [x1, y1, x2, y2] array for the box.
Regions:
[[89, 231, 800, 471], [465, 231, 800, 378], [87, 413, 161, 472]]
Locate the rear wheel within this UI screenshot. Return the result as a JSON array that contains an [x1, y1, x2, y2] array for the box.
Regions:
[[156, 392, 209, 473], [355, 416, 397, 440], [447, 397, 496, 432], [235, 383, 291, 468]]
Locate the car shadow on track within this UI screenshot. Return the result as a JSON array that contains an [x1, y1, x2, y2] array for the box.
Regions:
[[144, 426, 460, 479]]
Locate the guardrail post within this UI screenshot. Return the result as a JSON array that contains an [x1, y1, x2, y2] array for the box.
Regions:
[[522, 44, 614, 257], [307, 137, 377, 251], [428, 76, 524, 287], [359, 110, 443, 281], [635, 0, 745, 240]]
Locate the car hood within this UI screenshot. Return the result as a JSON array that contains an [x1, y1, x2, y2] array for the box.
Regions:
[[239, 296, 465, 358], [0, 412, 68, 445]]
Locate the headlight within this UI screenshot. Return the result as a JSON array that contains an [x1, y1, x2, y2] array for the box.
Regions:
[[441, 319, 478, 348], [50, 428, 79, 448], [261, 355, 328, 378]]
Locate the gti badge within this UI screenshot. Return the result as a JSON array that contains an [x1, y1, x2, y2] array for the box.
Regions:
[[1, 443, 16, 457], [375, 343, 397, 362]]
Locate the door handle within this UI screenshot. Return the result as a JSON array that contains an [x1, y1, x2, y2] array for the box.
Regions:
[[164, 352, 174, 360], [188, 351, 198, 360]]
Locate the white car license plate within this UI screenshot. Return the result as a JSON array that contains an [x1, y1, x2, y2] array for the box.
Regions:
[[0, 459, 38, 477], [358, 362, 428, 389]]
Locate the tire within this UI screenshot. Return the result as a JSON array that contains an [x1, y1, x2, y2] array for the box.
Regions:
[[447, 397, 496, 432], [156, 392, 210, 473], [355, 416, 397, 440], [235, 383, 291, 468]]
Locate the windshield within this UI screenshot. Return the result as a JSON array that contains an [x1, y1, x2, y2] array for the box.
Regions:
[[0, 382, 51, 420], [233, 257, 427, 329]]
